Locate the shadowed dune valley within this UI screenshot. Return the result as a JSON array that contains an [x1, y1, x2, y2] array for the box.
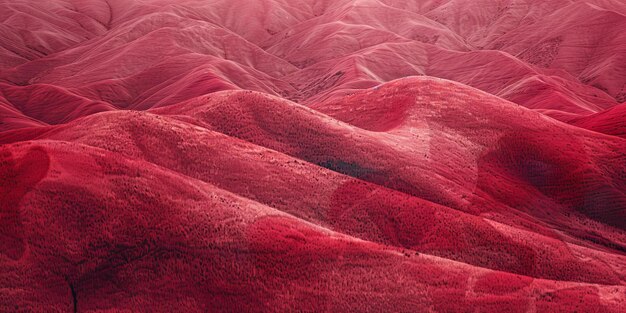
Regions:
[[1, 0, 626, 312]]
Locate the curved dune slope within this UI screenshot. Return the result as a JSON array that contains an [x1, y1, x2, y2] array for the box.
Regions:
[[1, 0, 625, 312]]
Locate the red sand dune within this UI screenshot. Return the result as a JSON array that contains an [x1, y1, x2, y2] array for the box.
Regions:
[[1, 0, 625, 312]]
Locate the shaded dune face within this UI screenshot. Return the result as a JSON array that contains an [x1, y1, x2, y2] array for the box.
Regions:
[[479, 132, 626, 229], [0, 147, 49, 260], [1, 0, 626, 312]]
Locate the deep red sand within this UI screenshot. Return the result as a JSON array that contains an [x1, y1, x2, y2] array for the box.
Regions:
[[1, 0, 625, 312]]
